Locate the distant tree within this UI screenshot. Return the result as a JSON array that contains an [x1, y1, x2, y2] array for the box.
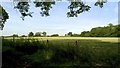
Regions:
[[65, 34, 70, 37], [35, 32, 42, 37], [72, 34, 80, 37], [90, 27, 104, 37], [68, 32, 73, 36], [21, 35, 26, 37], [51, 34, 59, 37], [13, 34, 18, 37], [108, 23, 113, 27], [115, 25, 120, 37], [80, 31, 90, 37], [80, 24, 120, 37], [42, 32, 47, 36], [28, 32, 34, 37]]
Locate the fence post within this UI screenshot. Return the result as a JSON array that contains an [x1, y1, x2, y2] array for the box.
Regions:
[[47, 39, 49, 46], [47, 39, 49, 43], [75, 41, 77, 46], [75, 40, 78, 60]]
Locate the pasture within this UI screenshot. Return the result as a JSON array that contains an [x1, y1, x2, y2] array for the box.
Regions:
[[4, 37, 119, 42], [2, 37, 120, 68]]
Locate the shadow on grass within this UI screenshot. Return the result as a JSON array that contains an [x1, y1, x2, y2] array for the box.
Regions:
[[2, 39, 120, 68]]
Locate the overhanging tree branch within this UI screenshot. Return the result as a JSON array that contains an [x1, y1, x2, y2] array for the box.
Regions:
[[0, 0, 107, 30], [0, 5, 9, 30]]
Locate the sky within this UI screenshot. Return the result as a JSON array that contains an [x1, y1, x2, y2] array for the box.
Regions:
[[0, 2, 118, 36]]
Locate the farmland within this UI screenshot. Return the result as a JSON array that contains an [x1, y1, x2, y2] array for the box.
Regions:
[[4, 37, 119, 42], [2, 37, 120, 68]]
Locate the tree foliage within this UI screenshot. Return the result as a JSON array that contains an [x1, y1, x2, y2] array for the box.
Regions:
[[80, 24, 120, 37], [0, 0, 107, 30], [80, 31, 90, 37], [67, 2, 91, 17], [14, 2, 33, 20], [34, 1, 55, 16], [94, 0, 107, 8], [42, 32, 47, 36], [35, 32, 42, 36], [12, 0, 106, 19], [13, 34, 19, 37], [51, 34, 59, 37], [28, 32, 34, 37], [0, 5, 9, 30], [67, 32, 73, 36]]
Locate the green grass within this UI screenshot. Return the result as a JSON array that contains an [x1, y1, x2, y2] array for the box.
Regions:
[[2, 37, 120, 68], [4, 37, 119, 42]]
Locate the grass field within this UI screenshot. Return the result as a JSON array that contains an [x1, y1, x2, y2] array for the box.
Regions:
[[4, 37, 119, 42], [2, 37, 120, 68]]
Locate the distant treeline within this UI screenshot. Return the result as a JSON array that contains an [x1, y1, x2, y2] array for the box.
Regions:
[[4, 24, 120, 37], [80, 24, 120, 37]]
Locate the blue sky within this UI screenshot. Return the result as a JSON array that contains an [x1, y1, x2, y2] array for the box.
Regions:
[[0, 2, 118, 36]]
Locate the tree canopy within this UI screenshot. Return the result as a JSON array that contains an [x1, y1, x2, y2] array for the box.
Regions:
[[35, 32, 42, 36], [0, 0, 107, 30], [80, 24, 120, 37], [28, 32, 34, 36], [0, 5, 9, 30]]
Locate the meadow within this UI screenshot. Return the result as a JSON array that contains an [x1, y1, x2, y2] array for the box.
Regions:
[[2, 37, 120, 68]]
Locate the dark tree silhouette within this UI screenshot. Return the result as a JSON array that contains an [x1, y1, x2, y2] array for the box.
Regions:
[[28, 32, 34, 37], [35, 32, 42, 37], [68, 32, 73, 36], [42, 32, 47, 36]]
